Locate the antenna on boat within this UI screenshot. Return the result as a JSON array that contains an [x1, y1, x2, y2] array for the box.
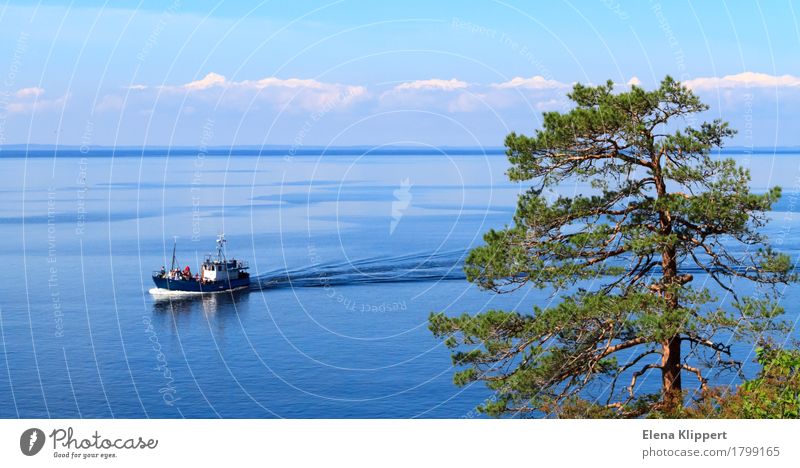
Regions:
[[216, 233, 227, 262]]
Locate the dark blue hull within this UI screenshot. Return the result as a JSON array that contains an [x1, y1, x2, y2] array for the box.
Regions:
[[151, 275, 250, 292]]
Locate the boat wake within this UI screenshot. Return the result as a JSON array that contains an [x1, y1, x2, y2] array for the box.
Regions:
[[249, 247, 798, 291], [148, 286, 249, 297], [253, 250, 468, 289]]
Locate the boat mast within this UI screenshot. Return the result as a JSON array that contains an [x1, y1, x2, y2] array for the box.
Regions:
[[170, 237, 177, 271]]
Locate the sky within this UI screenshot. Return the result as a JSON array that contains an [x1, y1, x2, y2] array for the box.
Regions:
[[0, 0, 798, 148]]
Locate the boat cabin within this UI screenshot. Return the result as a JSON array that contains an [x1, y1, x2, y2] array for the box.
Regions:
[[201, 258, 247, 281], [199, 234, 249, 283]]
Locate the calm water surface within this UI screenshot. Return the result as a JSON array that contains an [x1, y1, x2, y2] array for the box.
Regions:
[[1, 150, 799, 417]]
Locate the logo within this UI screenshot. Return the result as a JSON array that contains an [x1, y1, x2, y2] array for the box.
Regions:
[[390, 178, 413, 235], [20, 428, 45, 456]]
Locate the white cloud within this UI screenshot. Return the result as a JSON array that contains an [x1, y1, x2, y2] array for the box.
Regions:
[[183, 72, 227, 90], [166, 72, 366, 96], [394, 78, 468, 91], [3, 87, 68, 114], [99, 70, 800, 120], [6, 92, 69, 114], [380, 76, 573, 113], [241, 77, 334, 90], [627, 76, 642, 86], [684, 72, 800, 90], [14, 87, 45, 98], [492, 75, 568, 89], [380, 78, 471, 112], [129, 72, 368, 112], [380, 79, 474, 112]]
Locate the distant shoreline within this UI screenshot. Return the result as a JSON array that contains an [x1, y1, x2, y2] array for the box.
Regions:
[[1, 145, 798, 158]]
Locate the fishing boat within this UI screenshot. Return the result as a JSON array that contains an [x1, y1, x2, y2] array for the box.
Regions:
[[150, 234, 250, 293]]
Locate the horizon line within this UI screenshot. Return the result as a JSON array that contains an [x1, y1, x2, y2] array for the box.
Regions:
[[2, 144, 799, 152]]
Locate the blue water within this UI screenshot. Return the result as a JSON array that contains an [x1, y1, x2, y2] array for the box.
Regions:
[[1, 149, 799, 418]]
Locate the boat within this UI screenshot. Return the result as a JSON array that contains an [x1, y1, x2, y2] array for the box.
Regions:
[[150, 234, 250, 294]]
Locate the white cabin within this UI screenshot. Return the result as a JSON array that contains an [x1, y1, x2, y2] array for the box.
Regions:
[[199, 234, 249, 283], [202, 260, 243, 281]]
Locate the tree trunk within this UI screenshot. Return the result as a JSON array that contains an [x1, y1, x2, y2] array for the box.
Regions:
[[661, 335, 682, 410], [659, 242, 683, 411], [654, 157, 683, 411]]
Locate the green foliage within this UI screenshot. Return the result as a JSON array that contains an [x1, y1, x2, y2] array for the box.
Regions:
[[430, 76, 795, 418], [731, 347, 800, 418], [677, 346, 800, 419]]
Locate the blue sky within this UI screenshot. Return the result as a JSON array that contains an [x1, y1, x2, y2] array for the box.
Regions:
[[0, 0, 798, 147]]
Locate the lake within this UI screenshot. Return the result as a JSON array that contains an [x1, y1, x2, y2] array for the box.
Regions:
[[1, 148, 799, 418]]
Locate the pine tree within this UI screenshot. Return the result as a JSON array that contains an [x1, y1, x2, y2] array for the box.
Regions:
[[430, 77, 795, 417]]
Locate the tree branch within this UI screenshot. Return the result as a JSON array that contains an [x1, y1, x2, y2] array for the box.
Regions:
[[629, 363, 662, 398], [681, 364, 708, 391]]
